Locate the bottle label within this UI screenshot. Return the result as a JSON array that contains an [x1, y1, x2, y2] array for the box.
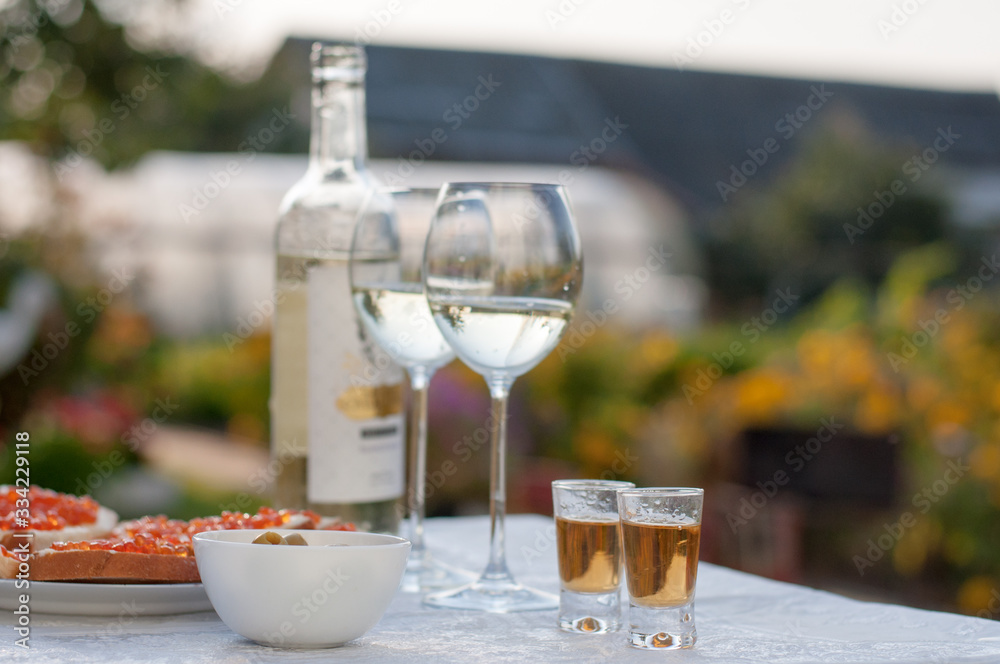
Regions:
[[307, 261, 405, 504]]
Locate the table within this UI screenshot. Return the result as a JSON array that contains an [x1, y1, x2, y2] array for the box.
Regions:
[[4, 514, 1000, 663]]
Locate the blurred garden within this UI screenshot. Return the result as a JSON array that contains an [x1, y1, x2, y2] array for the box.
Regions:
[[3, 0, 1000, 620]]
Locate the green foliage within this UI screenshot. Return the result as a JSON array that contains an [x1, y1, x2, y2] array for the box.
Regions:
[[0, 431, 137, 496], [0, 0, 307, 168], [706, 120, 952, 306]]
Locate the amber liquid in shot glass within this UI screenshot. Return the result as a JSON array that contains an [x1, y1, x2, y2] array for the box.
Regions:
[[618, 487, 703, 650], [556, 516, 622, 594], [621, 521, 700, 607], [552, 479, 634, 633]]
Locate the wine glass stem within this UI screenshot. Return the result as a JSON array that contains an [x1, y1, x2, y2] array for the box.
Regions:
[[407, 367, 432, 557], [483, 378, 514, 582]]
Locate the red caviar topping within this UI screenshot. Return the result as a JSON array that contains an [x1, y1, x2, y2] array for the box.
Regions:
[[47, 506, 335, 557], [324, 521, 357, 532], [1, 486, 99, 531]]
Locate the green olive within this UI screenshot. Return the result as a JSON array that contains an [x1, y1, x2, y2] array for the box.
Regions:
[[252, 531, 287, 545], [284, 533, 308, 546]]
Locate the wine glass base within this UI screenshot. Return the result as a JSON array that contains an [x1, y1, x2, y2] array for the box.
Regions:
[[423, 577, 558, 613], [400, 554, 475, 593]]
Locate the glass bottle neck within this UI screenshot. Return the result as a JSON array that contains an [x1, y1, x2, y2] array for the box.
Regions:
[[309, 77, 367, 176]]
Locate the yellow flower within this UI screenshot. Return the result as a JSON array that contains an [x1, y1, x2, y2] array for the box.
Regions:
[[970, 444, 1000, 482], [733, 369, 792, 425], [989, 383, 1000, 414], [855, 388, 899, 434], [940, 314, 978, 356], [797, 330, 837, 377], [637, 333, 678, 368], [238, 332, 271, 366], [892, 518, 931, 577], [927, 400, 970, 431], [906, 376, 942, 412], [957, 575, 998, 616], [833, 337, 876, 388], [574, 427, 617, 470]]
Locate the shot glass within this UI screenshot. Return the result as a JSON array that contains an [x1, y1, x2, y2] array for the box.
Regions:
[[551, 479, 635, 633], [617, 488, 704, 650]]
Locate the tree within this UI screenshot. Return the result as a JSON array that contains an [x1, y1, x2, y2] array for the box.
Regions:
[[705, 114, 953, 309], [1, 0, 307, 169]]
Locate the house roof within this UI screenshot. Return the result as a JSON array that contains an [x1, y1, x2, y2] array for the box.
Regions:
[[271, 40, 1000, 217]]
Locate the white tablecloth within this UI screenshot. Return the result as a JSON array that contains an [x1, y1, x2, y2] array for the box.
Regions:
[[4, 514, 1000, 663]]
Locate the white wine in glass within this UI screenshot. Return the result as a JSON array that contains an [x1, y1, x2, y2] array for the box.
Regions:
[[423, 182, 583, 612], [350, 187, 472, 592]]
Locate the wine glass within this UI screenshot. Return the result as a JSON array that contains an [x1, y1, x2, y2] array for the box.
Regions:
[[422, 182, 583, 612], [350, 187, 473, 592]]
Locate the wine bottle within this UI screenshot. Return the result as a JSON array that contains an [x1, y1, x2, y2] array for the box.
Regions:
[[270, 43, 404, 533]]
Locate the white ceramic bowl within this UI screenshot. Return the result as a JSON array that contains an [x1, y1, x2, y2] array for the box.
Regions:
[[193, 529, 409, 648]]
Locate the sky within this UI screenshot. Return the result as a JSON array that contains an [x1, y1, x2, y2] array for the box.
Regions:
[[161, 0, 1000, 94]]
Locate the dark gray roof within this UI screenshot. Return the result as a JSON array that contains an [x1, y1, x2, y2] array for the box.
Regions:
[[282, 40, 1000, 215]]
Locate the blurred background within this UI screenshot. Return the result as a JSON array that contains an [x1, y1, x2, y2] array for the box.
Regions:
[[2, 0, 1000, 617]]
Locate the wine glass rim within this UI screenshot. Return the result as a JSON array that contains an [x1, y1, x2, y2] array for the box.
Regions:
[[379, 186, 441, 195], [440, 181, 566, 190]]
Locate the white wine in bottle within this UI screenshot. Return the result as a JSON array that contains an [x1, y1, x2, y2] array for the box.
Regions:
[[270, 43, 404, 533]]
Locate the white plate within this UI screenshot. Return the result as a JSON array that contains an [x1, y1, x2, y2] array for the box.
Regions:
[[0, 579, 213, 615]]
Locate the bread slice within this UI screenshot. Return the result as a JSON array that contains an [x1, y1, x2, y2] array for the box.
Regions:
[[0, 547, 22, 579], [27, 548, 199, 584]]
